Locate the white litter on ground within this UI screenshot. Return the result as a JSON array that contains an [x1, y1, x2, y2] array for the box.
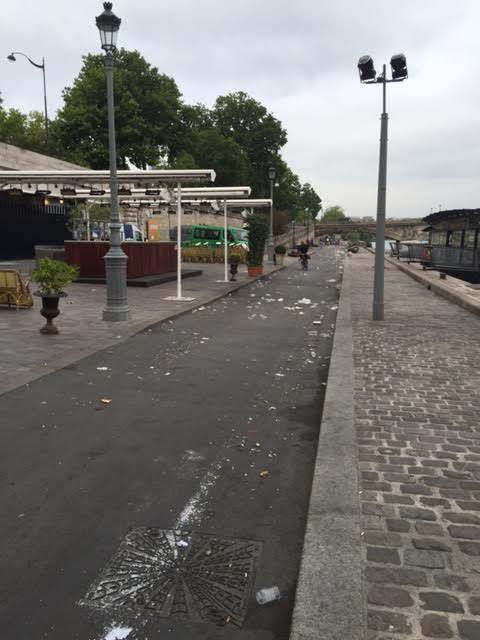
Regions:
[[297, 298, 312, 305], [275, 373, 285, 377], [104, 627, 132, 640], [96, 366, 110, 371]]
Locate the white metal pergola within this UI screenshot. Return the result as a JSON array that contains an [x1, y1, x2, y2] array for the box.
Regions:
[[0, 169, 216, 187], [65, 186, 253, 290], [0, 169, 217, 310]]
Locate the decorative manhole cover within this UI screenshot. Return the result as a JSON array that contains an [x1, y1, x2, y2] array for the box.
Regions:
[[81, 528, 262, 627]]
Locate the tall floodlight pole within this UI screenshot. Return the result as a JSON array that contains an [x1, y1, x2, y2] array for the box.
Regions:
[[96, 2, 130, 321], [7, 52, 49, 146], [267, 166, 276, 262], [358, 53, 408, 321]]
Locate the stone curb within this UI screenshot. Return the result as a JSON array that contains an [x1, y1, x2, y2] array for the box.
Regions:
[[289, 258, 364, 640], [1, 266, 285, 397], [367, 247, 480, 318]]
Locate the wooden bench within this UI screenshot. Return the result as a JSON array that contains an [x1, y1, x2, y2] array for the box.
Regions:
[[0, 269, 33, 309]]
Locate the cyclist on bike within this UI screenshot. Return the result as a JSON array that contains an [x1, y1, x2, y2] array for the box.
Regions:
[[297, 240, 310, 270]]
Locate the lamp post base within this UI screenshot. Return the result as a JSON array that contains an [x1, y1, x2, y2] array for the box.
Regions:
[[103, 306, 131, 322], [103, 246, 131, 322], [372, 302, 384, 321]]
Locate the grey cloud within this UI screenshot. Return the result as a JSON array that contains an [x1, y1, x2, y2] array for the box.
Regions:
[[1, 0, 479, 218]]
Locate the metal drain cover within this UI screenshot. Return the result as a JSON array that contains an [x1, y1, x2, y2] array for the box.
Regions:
[[81, 528, 262, 627]]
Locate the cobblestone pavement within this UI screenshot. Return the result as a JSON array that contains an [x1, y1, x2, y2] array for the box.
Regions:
[[350, 251, 480, 639], [0, 261, 281, 396]]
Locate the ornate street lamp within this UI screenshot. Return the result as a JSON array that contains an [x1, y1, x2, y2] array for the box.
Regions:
[[358, 53, 408, 321], [267, 166, 276, 262], [95, 2, 130, 321], [7, 52, 49, 146]]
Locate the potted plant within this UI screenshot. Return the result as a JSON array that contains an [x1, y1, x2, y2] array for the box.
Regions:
[[245, 212, 268, 277], [274, 244, 287, 266], [228, 253, 242, 281], [31, 258, 79, 334]]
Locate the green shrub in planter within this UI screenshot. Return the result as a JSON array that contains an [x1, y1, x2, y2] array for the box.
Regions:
[[228, 253, 242, 264], [31, 258, 79, 296], [245, 212, 268, 266], [275, 244, 286, 254]]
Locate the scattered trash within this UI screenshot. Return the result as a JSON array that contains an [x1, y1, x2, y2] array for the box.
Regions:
[[275, 373, 285, 377], [165, 372, 172, 376], [224, 616, 231, 625], [205, 549, 212, 556], [277, 298, 284, 302], [259, 314, 268, 320], [96, 366, 110, 371], [100, 398, 112, 405], [197, 306, 206, 311], [312, 321, 322, 325], [256, 586, 281, 604], [330, 305, 338, 311], [104, 627, 133, 640], [255, 442, 261, 447], [177, 540, 188, 548], [259, 470, 269, 478], [297, 298, 312, 305]]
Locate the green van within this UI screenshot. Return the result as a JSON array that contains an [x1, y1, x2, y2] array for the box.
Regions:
[[169, 224, 248, 248]]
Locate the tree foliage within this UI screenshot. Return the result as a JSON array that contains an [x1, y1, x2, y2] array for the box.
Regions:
[[211, 91, 287, 196], [0, 52, 322, 219], [0, 101, 48, 154], [321, 205, 346, 223], [55, 50, 183, 169]]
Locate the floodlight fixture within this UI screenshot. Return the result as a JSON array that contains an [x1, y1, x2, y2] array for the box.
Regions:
[[390, 53, 408, 80], [358, 55, 376, 82]]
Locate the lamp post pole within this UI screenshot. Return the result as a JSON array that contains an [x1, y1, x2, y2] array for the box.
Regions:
[[96, 2, 130, 321], [102, 50, 130, 321], [267, 167, 276, 262], [7, 52, 49, 146], [358, 53, 407, 322], [373, 65, 388, 321]]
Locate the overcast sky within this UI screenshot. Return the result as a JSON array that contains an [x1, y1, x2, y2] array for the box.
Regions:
[[2, 0, 479, 218]]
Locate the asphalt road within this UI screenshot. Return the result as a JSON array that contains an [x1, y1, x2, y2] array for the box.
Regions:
[[0, 246, 344, 640]]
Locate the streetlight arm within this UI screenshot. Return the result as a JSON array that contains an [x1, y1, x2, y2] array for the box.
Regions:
[[9, 51, 44, 69]]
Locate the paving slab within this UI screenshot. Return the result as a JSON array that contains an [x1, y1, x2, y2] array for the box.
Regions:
[[350, 250, 480, 639], [0, 262, 282, 396]]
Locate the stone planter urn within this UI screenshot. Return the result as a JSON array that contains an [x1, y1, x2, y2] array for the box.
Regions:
[[229, 263, 239, 281], [35, 292, 66, 335]]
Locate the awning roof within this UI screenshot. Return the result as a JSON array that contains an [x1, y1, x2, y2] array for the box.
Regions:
[[423, 208, 480, 225], [0, 169, 216, 186]]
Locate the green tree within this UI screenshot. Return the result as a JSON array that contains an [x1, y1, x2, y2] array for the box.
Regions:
[[185, 129, 248, 186], [299, 182, 322, 219], [273, 160, 302, 214], [321, 205, 346, 223], [211, 91, 287, 196], [55, 49, 183, 169], [0, 104, 49, 154]]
